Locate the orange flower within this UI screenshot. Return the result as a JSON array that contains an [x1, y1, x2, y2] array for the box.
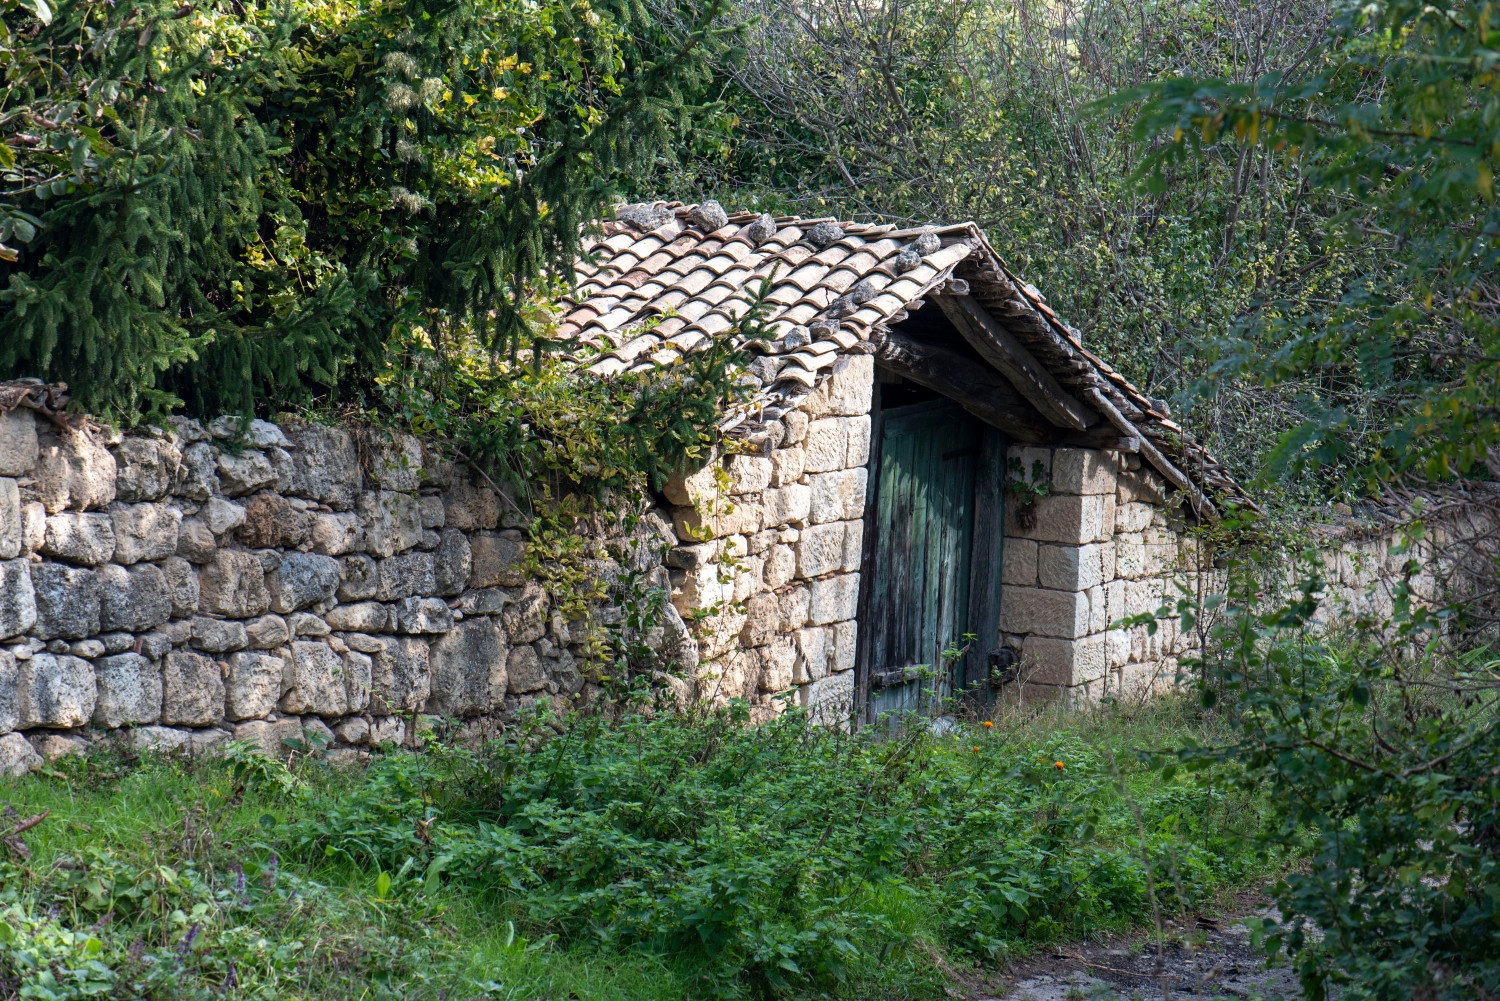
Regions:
[[982, 721, 994, 728], [972, 747, 981, 753], [1054, 761, 1065, 770]]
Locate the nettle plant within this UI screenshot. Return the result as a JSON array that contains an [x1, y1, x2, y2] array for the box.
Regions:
[[1004, 456, 1051, 529]]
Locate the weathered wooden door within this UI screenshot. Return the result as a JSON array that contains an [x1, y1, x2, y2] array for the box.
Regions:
[[863, 398, 1003, 720]]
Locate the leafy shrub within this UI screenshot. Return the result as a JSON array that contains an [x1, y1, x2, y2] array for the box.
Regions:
[[280, 701, 1278, 995], [1154, 547, 1500, 1001]]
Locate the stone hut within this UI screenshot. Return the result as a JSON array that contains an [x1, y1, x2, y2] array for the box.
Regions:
[[0, 203, 1253, 774], [569, 202, 1253, 723]]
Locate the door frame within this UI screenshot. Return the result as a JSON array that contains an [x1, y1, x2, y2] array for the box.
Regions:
[[854, 376, 1007, 725]]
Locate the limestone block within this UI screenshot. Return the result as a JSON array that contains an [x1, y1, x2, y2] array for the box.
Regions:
[[1106, 628, 1131, 670], [1018, 634, 1107, 686], [1038, 542, 1111, 592], [1000, 586, 1091, 639], [779, 585, 810, 630], [1005, 493, 1106, 546], [281, 640, 348, 716], [43, 512, 116, 565], [343, 650, 372, 712], [781, 411, 809, 445], [30, 732, 89, 762], [109, 501, 181, 564], [0, 648, 16, 733], [375, 552, 436, 602], [20, 501, 44, 555], [337, 554, 378, 601], [333, 717, 370, 745], [395, 596, 453, 634], [202, 496, 247, 537], [548, 647, 584, 696], [662, 451, 721, 508], [0, 559, 37, 641], [833, 620, 858, 673], [670, 562, 727, 615], [1116, 468, 1167, 506], [266, 552, 342, 613], [325, 602, 392, 633], [808, 573, 860, 625], [0, 408, 38, 477], [803, 418, 849, 474], [739, 591, 780, 647], [753, 633, 793, 691], [358, 490, 422, 558], [216, 449, 276, 497], [807, 355, 873, 417], [424, 617, 507, 714], [763, 543, 796, 590], [69, 639, 106, 658], [845, 414, 872, 467], [442, 477, 501, 532], [98, 563, 171, 632], [189, 616, 246, 654], [232, 717, 305, 756], [18, 653, 96, 727], [289, 611, 330, 636], [0, 478, 19, 560], [1115, 501, 1155, 534], [363, 430, 424, 492], [792, 626, 831, 683], [1052, 449, 1117, 496], [433, 528, 471, 597], [671, 498, 761, 541], [665, 540, 719, 570], [235, 493, 310, 550], [198, 550, 271, 618], [188, 728, 232, 758], [176, 518, 217, 563], [795, 522, 845, 579], [0, 732, 40, 776], [1002, 538, 1038, 586], [505, 643, 546, 694], [93, 652, 162, 727], [840, 520, 864, 572], [771, 448, 805, 487], [245, 614, 289, 650], [303, 511, 361, 556], [279, 421, 361, 509], [808, 469, 866, 524], [696, 605, 748, 662], [500, 582, 548, 644], [727, 454, 773, 495], [176, 442, 219, 501], [161, 650, 224, 727], [370, 635, 430, 713], [468, 532, 525, 588], [224, 651, 285, 720], [763, 484, 811, 527], [798, 669, 854, 715], [32, 429, 116, 513], [158, 556, 199, 619]]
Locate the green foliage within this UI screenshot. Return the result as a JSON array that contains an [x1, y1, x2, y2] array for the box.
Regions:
[[1105, 0, 1499, 491], [1150, 544, 1500, 1000], [673, 0, 1375, 492], [278, 701, 1279, 996], [0, 0, 735, 422]]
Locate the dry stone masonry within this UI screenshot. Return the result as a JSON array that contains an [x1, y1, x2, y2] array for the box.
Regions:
[[0, 405, 700, 777]]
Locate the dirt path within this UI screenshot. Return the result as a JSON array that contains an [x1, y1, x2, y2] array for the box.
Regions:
[[978, 899, 1313, 1000]]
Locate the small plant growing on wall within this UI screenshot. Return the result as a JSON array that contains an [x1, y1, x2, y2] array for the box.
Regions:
[[1005, 457, 1051, 529]]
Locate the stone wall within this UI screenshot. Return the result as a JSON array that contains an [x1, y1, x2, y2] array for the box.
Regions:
[[660, 355, 875, 720], [0, 406, 695, 776], [997, 445, 1205, 703]]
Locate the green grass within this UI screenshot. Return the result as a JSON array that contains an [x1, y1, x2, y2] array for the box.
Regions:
[[0, 695, 1286, 1000]]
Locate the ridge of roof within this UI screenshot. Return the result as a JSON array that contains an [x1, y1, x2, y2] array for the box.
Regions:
[[563, 201, 1253, 518]]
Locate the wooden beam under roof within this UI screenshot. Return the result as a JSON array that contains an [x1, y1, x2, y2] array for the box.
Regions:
[[871, 329, 1051, 443], [932, 295, 1099, 432]]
